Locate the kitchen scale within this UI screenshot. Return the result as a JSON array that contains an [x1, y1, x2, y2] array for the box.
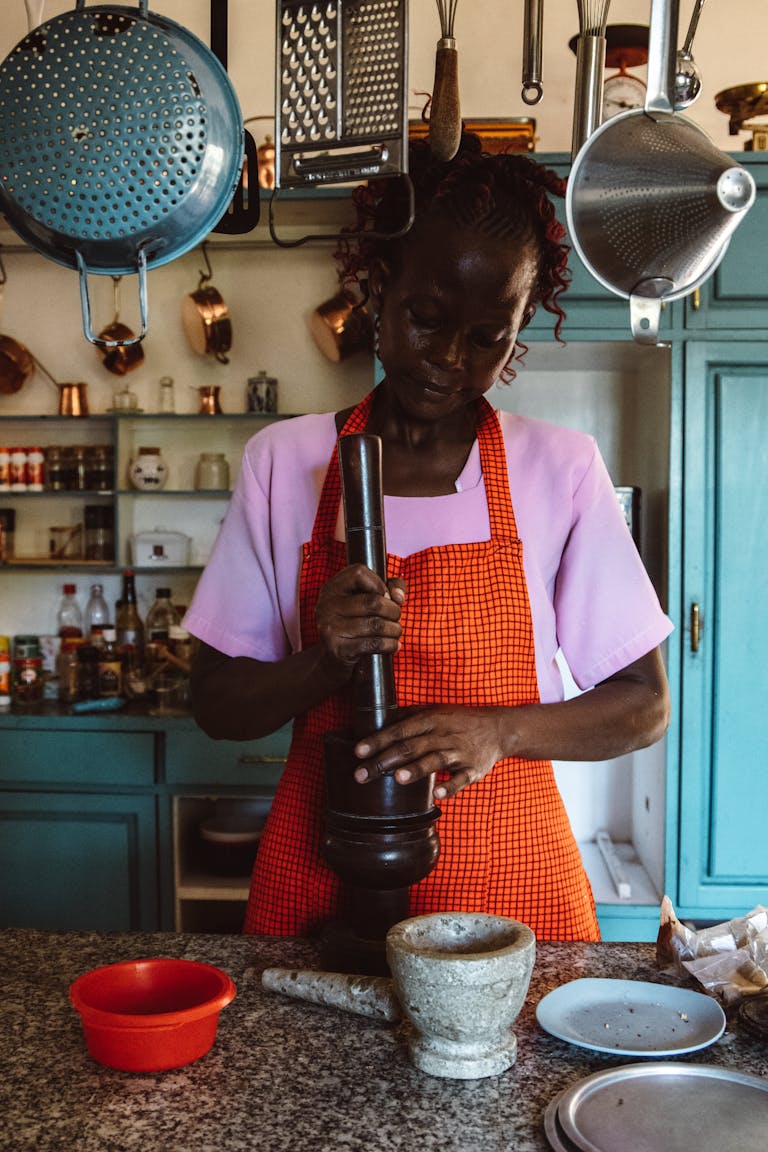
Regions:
[[715, 82, 768, 150]]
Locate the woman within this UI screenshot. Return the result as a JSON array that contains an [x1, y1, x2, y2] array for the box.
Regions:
[[185, 135, 672, 942]]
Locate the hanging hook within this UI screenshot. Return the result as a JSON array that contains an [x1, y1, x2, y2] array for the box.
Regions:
[[198, 242, 214, 287], [111, 275, 122, 324]]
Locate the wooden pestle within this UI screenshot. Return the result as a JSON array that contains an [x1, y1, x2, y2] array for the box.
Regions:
[[337, 433, 398, 737]]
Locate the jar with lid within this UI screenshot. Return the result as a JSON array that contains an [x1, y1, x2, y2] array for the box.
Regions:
[[84, 505, 114, 562], [128, 446, 168, 490], [12, 635, 44, 705], [26, 447, 45, 491], [44, 446, 71, 491], [0, 508, 15, 563], [0, 447, 10, 490], [158, 376, 175, 413], [194, 452, 230, 491], [69, 445, 88, 491], [10, 447, 27, 491], [85, 445, 114, 491]]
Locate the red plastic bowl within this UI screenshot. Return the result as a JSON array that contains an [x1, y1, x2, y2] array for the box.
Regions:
[[69, 958, 236, 1072]]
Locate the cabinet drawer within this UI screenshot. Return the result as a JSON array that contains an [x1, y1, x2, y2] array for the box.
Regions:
[[0, 729, 156, 786], [164, 726, 290, 786]]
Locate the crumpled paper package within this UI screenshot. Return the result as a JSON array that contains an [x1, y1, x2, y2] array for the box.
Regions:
[[656, 895, 768, 1004]]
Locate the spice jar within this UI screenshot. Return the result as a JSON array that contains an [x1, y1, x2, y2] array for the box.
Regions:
[[44, 446, 71, 491], [194, 452, 230, 491], [70, 445, 88, 491], [10, 447, 27, 491], [12, 634, 44, 705], [84, 504, 115, 562], [128, 446, 168, 490], [0, 508, 15, 563], [26, 447, 45, 491], [0, 447, 10, 490], [85, 445, 114, 491]]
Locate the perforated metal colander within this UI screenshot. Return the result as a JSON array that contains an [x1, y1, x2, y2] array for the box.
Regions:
[[275, 0, 408, 188], [0, 0, 244, 344]]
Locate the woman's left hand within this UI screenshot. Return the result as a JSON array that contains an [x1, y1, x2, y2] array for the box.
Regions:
[[353, 706, 505, 800]]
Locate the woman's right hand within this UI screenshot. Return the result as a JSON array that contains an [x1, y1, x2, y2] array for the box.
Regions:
[[315, 565, 406, 673]]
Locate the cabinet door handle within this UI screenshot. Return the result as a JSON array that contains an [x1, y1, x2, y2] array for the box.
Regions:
[[690, 602, 701, 653], [691, 287, 701, 310]]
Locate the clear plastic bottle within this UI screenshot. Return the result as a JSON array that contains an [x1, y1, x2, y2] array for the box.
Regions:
[[57, 583, 83, 639], [84, 582, 111, 638]]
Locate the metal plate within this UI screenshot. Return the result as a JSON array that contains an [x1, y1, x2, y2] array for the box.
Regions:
[[557, 1062, 768, 1152], [536, 978, 726, 1056], [543, 1088, 583, 1152]]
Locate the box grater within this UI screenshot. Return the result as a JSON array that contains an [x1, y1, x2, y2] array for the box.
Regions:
[[275, 0, 409, 188]]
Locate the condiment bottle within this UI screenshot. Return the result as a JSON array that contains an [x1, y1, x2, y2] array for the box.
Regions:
[[0, 635, 11, 710], [98, 629, 123, 698], [57, 637, 85, 703], [84, 583, 111, 638], [57, 583, 83, 639], [12, 635, 44, 705], [115, 569, 145, 666], [76, 644, 100, 700], [146, 587, 181, 646]]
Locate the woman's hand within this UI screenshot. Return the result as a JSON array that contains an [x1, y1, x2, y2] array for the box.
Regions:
[[315, 564, 407, 673], [353, 706, 506, 801]]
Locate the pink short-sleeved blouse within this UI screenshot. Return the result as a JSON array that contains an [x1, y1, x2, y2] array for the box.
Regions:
[[183, 407, 673, 703]]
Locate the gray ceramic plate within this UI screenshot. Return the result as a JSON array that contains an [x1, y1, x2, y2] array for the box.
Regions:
[[536, 977, 725, 1056]]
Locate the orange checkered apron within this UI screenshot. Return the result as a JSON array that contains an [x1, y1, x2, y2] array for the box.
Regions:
[[244, 392, 599, 941]]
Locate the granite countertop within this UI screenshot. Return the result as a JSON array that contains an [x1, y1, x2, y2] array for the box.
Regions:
[[1, 930, 765, 1152]]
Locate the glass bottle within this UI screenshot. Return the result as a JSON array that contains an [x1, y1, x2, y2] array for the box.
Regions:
[[57, 637, 85, 703], [98, 629, 123, 698], [84, 583, 111, 638], [76, 644, 101, 700], [57, 583, 83, 639], [115, 569, 145, 666], [146, 588, 181, 645]]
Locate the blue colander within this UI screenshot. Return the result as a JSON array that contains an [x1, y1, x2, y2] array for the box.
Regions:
[[0, 0, 244, 345]]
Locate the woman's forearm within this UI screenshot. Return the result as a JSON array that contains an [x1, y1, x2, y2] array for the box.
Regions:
[[190, 641, 350, 740], [500, 649, 670, 763]]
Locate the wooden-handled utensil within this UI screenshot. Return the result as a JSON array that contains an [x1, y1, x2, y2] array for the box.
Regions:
[[429, 0, 461, 162]]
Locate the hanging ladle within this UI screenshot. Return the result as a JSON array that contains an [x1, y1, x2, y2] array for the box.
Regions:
[[674, 0, 705, 109]]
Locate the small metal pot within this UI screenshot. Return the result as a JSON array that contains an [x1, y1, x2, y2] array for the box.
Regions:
[[0, 334, 35, 393], [310, 289, 373, 363], [58, 382, 90, 416], [181, 282, 232, 365]]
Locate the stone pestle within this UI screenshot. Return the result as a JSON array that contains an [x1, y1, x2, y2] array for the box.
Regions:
[[261, 967, 401, 1022]]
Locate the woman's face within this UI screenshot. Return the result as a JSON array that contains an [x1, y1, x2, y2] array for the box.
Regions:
[[370, 216, 539, 423]]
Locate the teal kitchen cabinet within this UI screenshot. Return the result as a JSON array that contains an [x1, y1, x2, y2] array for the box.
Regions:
[[0, 790, 158, 931], [673, 341, 768, 918], [683, 155, 768, 332], [0, 722, 161, 931]]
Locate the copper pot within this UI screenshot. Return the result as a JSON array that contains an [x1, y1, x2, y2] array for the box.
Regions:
[[181, 282, 232, 365], [97, 321, 145, 376], [0, 334, 35, 394], [310, 289, 373, 363], [58, 382, 90, 416]]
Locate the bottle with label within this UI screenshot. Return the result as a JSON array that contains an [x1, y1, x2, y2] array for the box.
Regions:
[[84, 583, 111, 638], [57, 583, 83, 639], [12, 635, 44, 705], [57, 637, 85, 703], [76, 644, 101, 700], [146, 587, 181, 646], [115, 569, 145, 666], [0, 635, 11, 710], [98, 629, 123, 698]]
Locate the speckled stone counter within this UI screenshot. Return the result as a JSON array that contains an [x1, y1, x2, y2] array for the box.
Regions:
[[1, 930, 765, 1152]]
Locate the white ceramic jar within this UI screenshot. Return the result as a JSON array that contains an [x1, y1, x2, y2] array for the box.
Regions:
[[194, 452, 229, 490], [128, 446, 168, 490]]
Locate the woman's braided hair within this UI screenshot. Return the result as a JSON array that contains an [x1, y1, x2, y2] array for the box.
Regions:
[[334, 133, 571, 377]]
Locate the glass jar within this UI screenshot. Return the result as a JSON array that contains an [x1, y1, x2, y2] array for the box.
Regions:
[[12, 634, 44, 705], [0, 447, 10, 490], [128, 446, 168, 490], [0, 508, 15, 563], [84, 505, 115, 562], [158, 376, 175, 413], [85, 445, 114, 491], [69, 445, 88, 491], [194, 452, 230, 491], [44, 446, 71, 491], [76, 644, 101, 700]]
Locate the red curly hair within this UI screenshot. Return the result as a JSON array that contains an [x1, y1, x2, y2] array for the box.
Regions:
[[334, 133, 571, 378]]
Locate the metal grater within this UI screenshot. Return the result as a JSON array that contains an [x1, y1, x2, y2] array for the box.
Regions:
[[275, 0, 409, 188]]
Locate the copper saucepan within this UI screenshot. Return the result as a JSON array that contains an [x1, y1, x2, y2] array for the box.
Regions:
[[310, 289, 373, 363], [181, 246, 232, 365], [0, 334, 35, 394], [96, 278, 145, 376]]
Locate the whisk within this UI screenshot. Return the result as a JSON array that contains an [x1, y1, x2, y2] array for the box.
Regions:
[[571, 0, 612, 159], [429, 0, 461, 162]]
